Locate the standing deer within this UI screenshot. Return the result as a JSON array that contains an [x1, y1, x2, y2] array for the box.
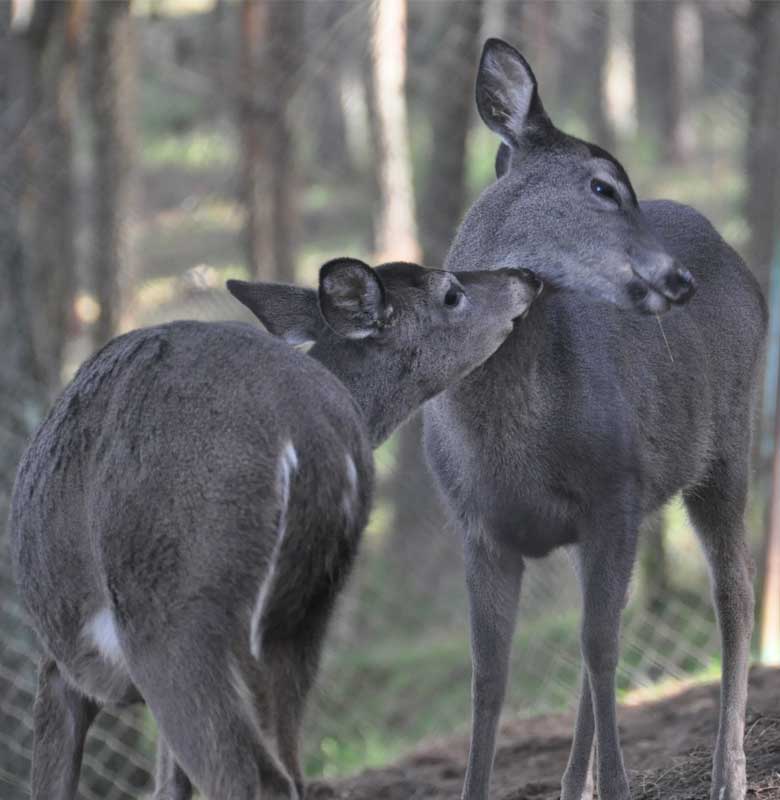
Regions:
[[423, 39, 767, 800], [10, 257, 541, 800]]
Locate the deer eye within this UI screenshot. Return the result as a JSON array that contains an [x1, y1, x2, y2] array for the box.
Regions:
[[591, 178, 620, 206], [444, 287, 463, 308]]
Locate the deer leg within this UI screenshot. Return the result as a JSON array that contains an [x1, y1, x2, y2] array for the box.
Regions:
[[561, 666, 595, 800], [262, 608, 330, 800], [685, 458, 753, 800], [461, 528, 524, 800], [153, 737, 193, 800], [561, 546, 595, 800], [129, 642, 297, 800], [577, 513, 637, 800], [31, 657, 99, 800]]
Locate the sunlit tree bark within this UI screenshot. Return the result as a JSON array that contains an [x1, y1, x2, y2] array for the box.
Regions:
[[371, 0, 419, 263]]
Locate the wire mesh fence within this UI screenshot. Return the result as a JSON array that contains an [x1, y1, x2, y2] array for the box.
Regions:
[[0, 0, 775, 798]]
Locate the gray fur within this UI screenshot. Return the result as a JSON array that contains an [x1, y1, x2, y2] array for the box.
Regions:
[[10, 257, 539, 800], [423, 39, 767, 800]]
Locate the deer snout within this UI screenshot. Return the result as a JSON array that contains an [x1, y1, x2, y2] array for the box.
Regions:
[[629, 248, 696, 310], [663, 268, 696, 305]]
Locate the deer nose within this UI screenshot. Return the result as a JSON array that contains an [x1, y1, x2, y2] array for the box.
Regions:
[[663, 268, 696, 305]]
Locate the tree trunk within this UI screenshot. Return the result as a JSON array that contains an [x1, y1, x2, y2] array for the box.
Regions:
[[745, 0, 780, 304], [382, 1, 483, 617], [267, 0, 303, 284], [638, 510, 670, 614], [760, 358, 780, 665], [238, 0, 273, 280], [0, 4, 80, 787], [420, 0, 483, 267], [579, 1, 614, 151], [0, 2, 48, 485], [371, 0, 419, 263], [88, 0, 135, 347], [632, 0, 683, 161], [306, 0, 353, 178], [237, 0, 302, 283], [746, 1, 780, 650]]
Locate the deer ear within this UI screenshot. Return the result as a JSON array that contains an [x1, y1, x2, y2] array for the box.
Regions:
[[226, 280, 323, 344], [318, 258, 391, 339], [476, 38, 549, 147], [495, 142, 512, 178]]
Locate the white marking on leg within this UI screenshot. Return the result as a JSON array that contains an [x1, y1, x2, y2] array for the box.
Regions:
[[250, 440, 297, 659], [342, 453, 359, 520], [85, 607, 124, 665]]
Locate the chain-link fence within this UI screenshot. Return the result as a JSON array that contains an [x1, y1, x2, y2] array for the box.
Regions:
[[1, 1, 775, 798]]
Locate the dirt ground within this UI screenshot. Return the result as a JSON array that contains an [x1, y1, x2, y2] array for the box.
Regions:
[[309, 667, 780, 800]]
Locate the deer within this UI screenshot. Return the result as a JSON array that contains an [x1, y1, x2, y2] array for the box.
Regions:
[[423, 39, 768, 800], [9, 256, 541, 800]]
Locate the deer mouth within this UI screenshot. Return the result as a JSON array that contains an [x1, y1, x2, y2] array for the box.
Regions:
[[627, 275, 672, 314], [627, 263, 696, 314]]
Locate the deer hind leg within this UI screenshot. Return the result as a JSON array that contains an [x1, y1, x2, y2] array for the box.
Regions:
[[31, 657, 99, 800], [152, 737, 193, 800], [129, 642, 297, 800], [684, 454, 754, 800], [260, 604, 333, 799]]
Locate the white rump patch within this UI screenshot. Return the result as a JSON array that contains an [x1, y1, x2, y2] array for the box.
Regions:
[[342, 453, 359, 520], [249, 440, 297, 659], [85, 607, 124, 665]]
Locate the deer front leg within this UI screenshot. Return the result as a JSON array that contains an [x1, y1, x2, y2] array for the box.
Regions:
[[561, 546, 595, 800], [561, 667, 595, 800], [577, 517, 637, 800], [461, 528, 524, 800]]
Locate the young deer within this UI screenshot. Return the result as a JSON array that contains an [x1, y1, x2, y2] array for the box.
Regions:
[[423, 40, 767, 800], [9, 257, 540, 800]]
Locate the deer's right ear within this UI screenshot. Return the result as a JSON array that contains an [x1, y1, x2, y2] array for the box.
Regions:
[[226, 280, 323, 344], [318, 258, 391, 339], [476, 38, 549, 148]]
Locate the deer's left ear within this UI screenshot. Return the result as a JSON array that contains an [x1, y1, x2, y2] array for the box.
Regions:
[[476, 38, 550, 148], [226, 280, 323, 344], [318, 258, 392, 339]]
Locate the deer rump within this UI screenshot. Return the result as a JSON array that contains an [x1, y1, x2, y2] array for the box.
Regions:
[[10, 320, 372, 702]]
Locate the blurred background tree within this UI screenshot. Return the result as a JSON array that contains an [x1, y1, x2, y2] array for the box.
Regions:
[[1, 1, 778, 796]]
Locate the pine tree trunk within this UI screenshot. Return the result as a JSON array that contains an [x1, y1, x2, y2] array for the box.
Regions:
[[306, 0, 353, 178], [238, 0, 273, 279], [372, 0, 419, 263], [237, 0, 301, 282], [88, 0, 135, 347], [632, 0, 683, 161], [745, 0, 780, 303], [267, 0, 303, 284], [579, 1, 614, 152], [385, 1, 483, 614], [420, 0, 483, 267], [746, 0, 780, 660], [0, 3, 48, 485]]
